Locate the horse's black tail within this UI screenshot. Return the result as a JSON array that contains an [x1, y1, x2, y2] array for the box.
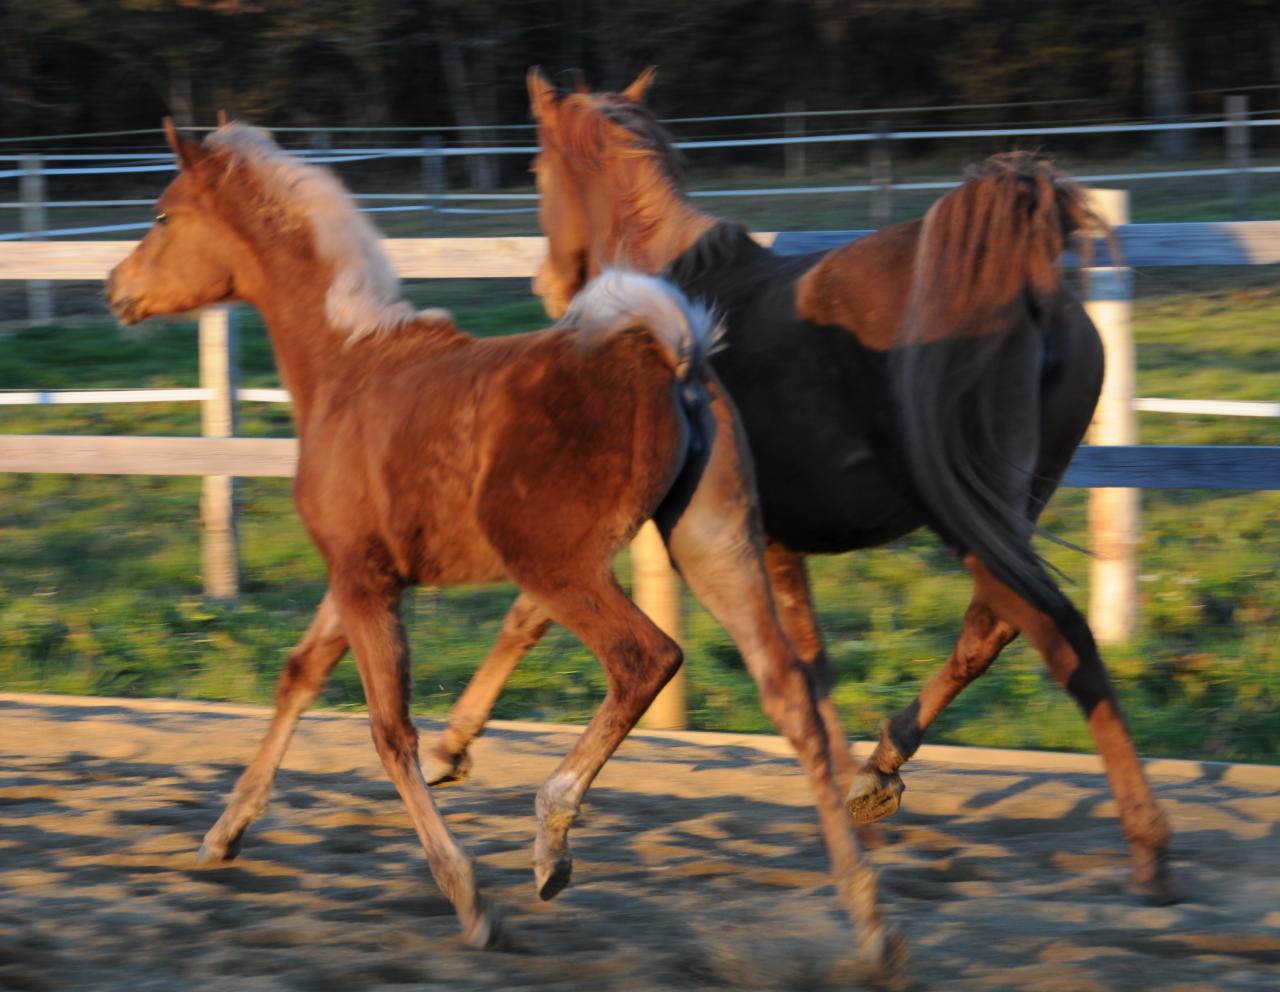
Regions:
[[890, 153, 1100, 619]]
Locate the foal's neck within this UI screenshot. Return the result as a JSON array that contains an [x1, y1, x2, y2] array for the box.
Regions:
[[246, 252, 438, 436]]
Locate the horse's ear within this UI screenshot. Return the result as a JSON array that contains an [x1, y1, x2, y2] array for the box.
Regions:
[[163, 116, 205, 171], [571, 69, 590, 94], [217, 109, 230, 128], [528, 66, 558, 124], [621, 66, 658, 104]]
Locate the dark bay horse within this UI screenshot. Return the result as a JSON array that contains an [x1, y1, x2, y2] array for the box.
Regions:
[[105, 120, 899, 969], [425, 69, 1176, 906]]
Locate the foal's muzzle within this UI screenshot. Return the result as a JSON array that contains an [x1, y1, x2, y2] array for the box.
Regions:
[[105, 267, 144, 325]]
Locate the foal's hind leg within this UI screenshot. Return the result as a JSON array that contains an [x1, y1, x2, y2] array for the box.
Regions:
[[507, 570, 683, 903], [847, 588, 1016, 825], [660, 387, 899, 973], [199, 592, 348, 862], [423, 594, 552, 787], [763, 542, 858, 793]]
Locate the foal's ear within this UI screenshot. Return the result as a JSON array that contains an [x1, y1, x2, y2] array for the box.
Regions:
[[163, 117, 206, 172], [622, 66, 658, 104], [528, 67, 558, 124], [217, 109, 230, 128]]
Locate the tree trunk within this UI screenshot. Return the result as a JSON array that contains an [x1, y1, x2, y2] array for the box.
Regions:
[[167, 60, 196, 128], [427, 0, 498, 190], [1144, 10, 1190, 160]]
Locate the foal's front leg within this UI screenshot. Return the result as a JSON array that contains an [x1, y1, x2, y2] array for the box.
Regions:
[[199, 592, 348, 862], [329, 571, 499, 948]]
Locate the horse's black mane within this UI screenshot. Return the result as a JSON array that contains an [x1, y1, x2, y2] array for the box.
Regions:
[[662, 222, 760, 286]]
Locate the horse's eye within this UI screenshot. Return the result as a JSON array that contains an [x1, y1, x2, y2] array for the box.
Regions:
[[155, 212, 169, 226]]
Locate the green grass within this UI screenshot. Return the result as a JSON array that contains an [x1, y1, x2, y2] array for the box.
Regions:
[[2, 269, 1277, 762]]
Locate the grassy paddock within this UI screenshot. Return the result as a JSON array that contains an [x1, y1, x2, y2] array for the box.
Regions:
[[1, 271, 1278, 763]]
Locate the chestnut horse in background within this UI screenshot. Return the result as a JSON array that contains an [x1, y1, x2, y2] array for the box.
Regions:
[[106, 120, 900, 971], [424, 69, 1176, 906]]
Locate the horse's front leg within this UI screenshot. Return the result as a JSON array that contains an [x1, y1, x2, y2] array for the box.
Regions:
[[423, 593, 552, 786], [199, 591, 347, 862]]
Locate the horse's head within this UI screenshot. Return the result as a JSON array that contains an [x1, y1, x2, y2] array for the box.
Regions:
[[528, 67, 659, 319], [107, 119, 242, 325]]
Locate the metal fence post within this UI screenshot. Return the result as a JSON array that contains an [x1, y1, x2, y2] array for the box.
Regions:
[[199, 306, 240, 599], [632, 520, 685, 729], [1084, 189, 1138, 644], [870, 123, 893, 229], [422, 135, 445, 235], [785, 99, 806, 179], [1225, 94, 1251, 220], [20, 154, 53, 324]]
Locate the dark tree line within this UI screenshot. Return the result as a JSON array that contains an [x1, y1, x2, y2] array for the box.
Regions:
[[3, 0, 1278, 148]]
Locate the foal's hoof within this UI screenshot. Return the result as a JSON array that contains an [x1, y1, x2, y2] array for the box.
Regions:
[[460, 901, 506, 951], [855, 924, 910, 988], [533, 852, 574, 902], [196, 833, 242, 865], [196, 822, 246, 864], [846, 768, 905, 825], [1133, 849, 1182, 906], [424, 747, 472, 788]]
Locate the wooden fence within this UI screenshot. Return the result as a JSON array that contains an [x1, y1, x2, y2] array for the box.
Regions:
[[2, 216, 1278, 727]]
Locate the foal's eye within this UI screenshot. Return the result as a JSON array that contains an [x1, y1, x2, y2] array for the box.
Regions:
[[155, 212, 169, 226]]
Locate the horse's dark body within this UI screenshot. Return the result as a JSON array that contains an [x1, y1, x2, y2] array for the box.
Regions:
[[666, 222, 1099, 557], [427, 70, 1178, 913]]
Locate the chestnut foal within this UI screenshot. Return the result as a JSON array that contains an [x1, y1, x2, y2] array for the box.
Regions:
[[106, 121, 897, 970]]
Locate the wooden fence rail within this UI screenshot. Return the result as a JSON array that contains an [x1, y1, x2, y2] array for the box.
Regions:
[[2, 215, 1277, 727]]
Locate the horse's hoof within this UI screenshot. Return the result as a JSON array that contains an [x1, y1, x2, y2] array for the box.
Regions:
[[1133, 850, 1182, 906], [460, 901, 505, 950], [533, 853, 573, 902], [425, 748, 472, 788], [846, 768, 905, 825]]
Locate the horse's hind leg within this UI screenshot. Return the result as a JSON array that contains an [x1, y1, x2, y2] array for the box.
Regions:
[[847, 587, 1016, 825], [423, 594, 552, 787], [660, 386, 899, 974], [199, 591, 348, 862], [967, 555, 1176, 903]]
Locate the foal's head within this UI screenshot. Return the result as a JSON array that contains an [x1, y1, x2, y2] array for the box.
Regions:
[[107, 120, 246, 324], [108, 120, 410, 339], [528, 67, 681, 318]]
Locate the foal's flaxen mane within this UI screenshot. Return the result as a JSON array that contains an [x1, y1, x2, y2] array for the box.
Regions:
[[205, 124, 433, 342]]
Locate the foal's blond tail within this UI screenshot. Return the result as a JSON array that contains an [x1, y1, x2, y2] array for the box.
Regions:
[[562, 270, 720, 383]]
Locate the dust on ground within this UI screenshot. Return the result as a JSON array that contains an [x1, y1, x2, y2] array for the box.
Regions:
[[1, 695, 1277, 991]]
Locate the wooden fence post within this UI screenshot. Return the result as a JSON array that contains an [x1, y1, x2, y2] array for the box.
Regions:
[[1084, 189, 1138, 644], [785, 100, 806, 180], [20, 154, 53, 325], [199, 306, 240, 599], [1225, 94, 1251, 220], [632, 520, 685, 729]]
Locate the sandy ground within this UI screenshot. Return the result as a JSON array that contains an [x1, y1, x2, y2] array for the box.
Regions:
[[1, 695, 1277, 992]]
